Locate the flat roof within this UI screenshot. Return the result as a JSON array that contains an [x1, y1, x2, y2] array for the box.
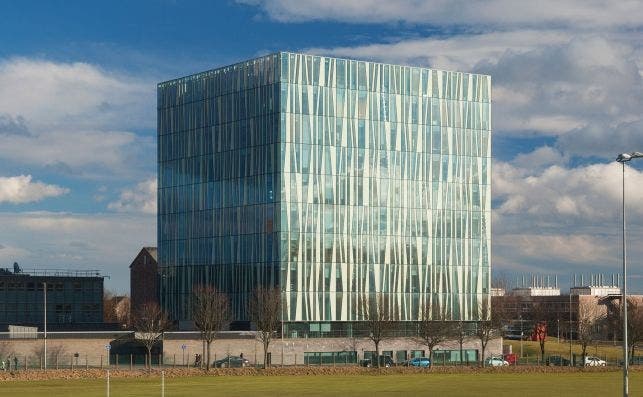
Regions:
[[158, 51, 490, 88]]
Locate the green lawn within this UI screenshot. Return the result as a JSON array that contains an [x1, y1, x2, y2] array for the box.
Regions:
[[505, 340, 625, 363], [0, 372, 640, 397]]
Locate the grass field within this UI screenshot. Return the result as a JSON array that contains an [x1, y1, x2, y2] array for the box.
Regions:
[[0, 372, 640, 397], [505, 340, 626, 363]]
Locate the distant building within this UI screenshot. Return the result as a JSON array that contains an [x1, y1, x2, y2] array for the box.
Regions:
[[494, 281, 642, 340], [570, 285, 620, 296], [130, 247, 159, 315], [490, 287, 505, 297], [0, 267, 104, 330], [510, 287, 561, 297]]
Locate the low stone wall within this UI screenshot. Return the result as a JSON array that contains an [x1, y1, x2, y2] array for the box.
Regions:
[[0, 336, 502, 369], [0, 338, 114, 368], [161, 336, 501, 367]]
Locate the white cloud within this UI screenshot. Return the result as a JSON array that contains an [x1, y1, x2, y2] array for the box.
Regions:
[[108, 178, 157, 214], [0, 58, 155, 179], [239, 0, 643, 28], [491, 157, 643, 284], [495, 234, 613, 265], [0, 175, 68, 204], [512, 146, 567, 170], [307, 29, 571, 73], [494, 161, 643, 222], [0, 58, 153, 131]]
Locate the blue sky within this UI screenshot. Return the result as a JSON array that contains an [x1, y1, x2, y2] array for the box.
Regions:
[[1, 0, 643, 293]]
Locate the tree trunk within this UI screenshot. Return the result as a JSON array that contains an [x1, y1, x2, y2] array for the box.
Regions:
[[375, 340, 380, 368], [481, 344, 486, 368], [263, 337, 269, 369], [146, 346, 152, 371], [581, 345, 587, 366], [206, 340, 211, 371], [459, 341, 463, 366]]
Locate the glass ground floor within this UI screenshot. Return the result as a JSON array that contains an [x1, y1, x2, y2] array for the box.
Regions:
[[283, 321, 479, 338]]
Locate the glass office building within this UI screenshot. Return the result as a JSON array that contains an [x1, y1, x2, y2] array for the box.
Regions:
[[158, 52, 491, 330]]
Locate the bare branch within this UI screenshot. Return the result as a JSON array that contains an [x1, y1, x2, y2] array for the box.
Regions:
[[192, 285, 230, 370], [132, 302, 171, 369], [416, 303, 451, 363], [358, 293, 396, 368], [247, 286, 281, 369]]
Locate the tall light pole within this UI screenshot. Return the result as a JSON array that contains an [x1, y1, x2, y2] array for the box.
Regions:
[[43, 281, 47, 370], [616, 151, 643, 397]]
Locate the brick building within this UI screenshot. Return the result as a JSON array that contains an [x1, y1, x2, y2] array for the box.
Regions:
[[129, 247, 159, 315]]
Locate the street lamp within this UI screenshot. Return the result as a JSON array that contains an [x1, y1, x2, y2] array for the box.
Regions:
[[616, 151, 643, 397], [519, 315, 524, 359]]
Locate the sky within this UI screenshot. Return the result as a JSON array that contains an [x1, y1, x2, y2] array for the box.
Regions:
[[1, 0, 643, 294]]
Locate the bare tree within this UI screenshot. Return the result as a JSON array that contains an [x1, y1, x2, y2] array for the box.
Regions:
[[32, 343, 67, 367], [530, 302, 550, 362], [612, 298, 643, 363], [416, 303, 451, 364], [476, 299, 504, 367], [358, 293, 396, 368], [248, 286, 281, 369], [577, 300, 605, 365], [192, 285, 230, 370], [103, 290, 118, 323], [132, 302, 171, 369], [451, 320, 467, 365], [103, 291, 131, 328]]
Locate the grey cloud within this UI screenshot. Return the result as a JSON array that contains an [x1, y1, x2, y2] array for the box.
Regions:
[[557, 120, 643, 160], [0, 114, 31, 136], [476, 36, 643, 142]]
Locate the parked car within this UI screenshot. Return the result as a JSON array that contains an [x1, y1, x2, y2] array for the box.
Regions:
[[360, 355, 394, 368], [584, 356, 607, 367], [405, 357, 431, 368], [213, 355, 249, 368], [485, 356, 509, 367], [546, 355, 571, 366]]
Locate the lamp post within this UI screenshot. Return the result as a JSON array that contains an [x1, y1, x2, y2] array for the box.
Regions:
[[519, 315, 524, 359], [616, 151, 643, 397], [44, 281, 47, 370]]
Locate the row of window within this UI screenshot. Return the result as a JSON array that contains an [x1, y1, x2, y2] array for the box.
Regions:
[[281, 84, 491, 129], [158, 85, 280, 135], [158, 204, 490, 239], [280, 53, 490, 102], [158, 115, 489, 164], [159, 233, 490, 264], [158, 149, 489, 193], [159, 83, 490, 135], [0, 281, 101, 292]]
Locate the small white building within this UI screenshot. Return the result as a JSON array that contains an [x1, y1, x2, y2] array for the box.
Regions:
[[510, 287, 561, 297]]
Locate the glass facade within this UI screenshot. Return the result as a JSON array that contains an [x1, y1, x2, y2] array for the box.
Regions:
[[157, 52, 491, 325]]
